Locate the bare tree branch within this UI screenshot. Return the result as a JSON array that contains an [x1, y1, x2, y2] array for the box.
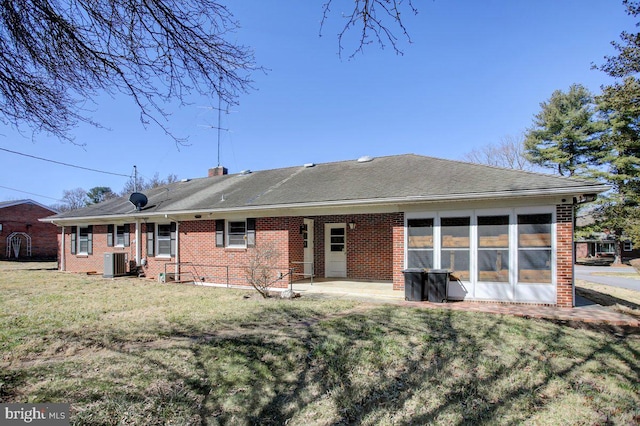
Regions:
[[0, 1, 258, 143], [463, 134, 537, 171], [320, 0, 418, 59]]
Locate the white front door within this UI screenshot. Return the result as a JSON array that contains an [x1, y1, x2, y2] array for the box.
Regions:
[[325, 223, 347, 278], [303, 218, 315, 278]]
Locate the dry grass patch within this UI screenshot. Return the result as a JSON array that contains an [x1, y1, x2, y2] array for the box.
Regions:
[[1, 262, 639, 425], [576, 279, 640, 318]]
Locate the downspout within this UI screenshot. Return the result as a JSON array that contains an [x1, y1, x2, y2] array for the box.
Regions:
[[175, 221, 180, 277], [135, 219, 141, 266], [60, 225, 65, 271]]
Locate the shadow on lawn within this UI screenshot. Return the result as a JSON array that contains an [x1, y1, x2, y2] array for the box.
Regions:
[[22, 303, 640, 425], [145, 307, 640, 424]]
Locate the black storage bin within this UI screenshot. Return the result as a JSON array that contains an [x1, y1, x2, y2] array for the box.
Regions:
[[403, 268, 426, 301], [427, 269, 450, 303]]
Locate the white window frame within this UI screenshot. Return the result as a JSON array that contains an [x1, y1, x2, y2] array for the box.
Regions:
[[78, 226, 91, 255], [115, 225, 126, 247], [515, 208, 555, 285], [623, 240, 633, 252], [405, 206, 557, 292], [406, 216, 436, 269], [156, 223, 173, 258], [227, 220, 247, 248]]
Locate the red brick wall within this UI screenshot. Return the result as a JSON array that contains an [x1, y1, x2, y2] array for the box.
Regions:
[[145, 218, 292, 288], [556, 205, 574, 307], [310, 213, 399, 281], [392, 213, 405, 290], [62, 224, 137, 274], [0, 203, 58, 260], [288, 217, 305, 279]]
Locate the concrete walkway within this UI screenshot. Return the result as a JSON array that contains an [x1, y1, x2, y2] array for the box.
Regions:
[[292, 279, 640, 328]]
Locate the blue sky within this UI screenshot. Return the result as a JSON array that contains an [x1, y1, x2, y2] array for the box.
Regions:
[[0, 0, 632, 205]]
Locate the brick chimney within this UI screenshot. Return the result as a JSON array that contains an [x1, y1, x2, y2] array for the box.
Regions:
[[208, 166, 228, 177]]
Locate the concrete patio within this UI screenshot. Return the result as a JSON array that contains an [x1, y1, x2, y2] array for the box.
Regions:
[[289, 278, 640, 328]]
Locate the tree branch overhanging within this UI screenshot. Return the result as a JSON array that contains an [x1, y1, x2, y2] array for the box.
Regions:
[[0, 0, 258, 143], [320, 0, 418, 59]]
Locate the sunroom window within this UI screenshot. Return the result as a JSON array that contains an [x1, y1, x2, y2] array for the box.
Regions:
[[441, 217, 470, 280], [407, 218, 434, 268], [517, 214, 552, 283], [477, 215, 510, 282]]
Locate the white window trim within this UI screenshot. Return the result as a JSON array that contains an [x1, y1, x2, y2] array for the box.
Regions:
[[156, 223, 173, 258], [77, 226, 90, 255], [115, 224, 126, 247], [226, 219, 248, 248], [405, 206, 556, 285]]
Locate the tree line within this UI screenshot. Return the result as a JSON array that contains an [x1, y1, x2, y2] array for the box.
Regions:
[[52, 173, 178, 212]]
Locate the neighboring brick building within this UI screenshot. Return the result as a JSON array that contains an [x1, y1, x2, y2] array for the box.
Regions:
[[42, 154, 608, 307], [1, 199, 58, 260]]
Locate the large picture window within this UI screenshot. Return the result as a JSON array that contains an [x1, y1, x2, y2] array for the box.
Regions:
[[407, 218, 434, 269], [406, 209, 555, 285], [517, 214, 552, 283]]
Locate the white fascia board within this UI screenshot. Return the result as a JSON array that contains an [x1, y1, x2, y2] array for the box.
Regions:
[[42, 184, 606, 225]]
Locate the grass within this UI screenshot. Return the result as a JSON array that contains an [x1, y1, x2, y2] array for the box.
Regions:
[[1, 262, 639, 425]]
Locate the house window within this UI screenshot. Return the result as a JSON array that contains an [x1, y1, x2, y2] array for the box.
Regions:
[[108, 224, 130, 247], [477, 215, 510, 283], [156, 223, 176, 257], [228, 221, 247, 247], [216, 219, 256, 248], [624, 241, 633, 252], [116, 225, 129, 246], [441, 217, 470, 280], [72, 225, 93, 255], [407, 218, 434, 269], [597, 242, 615, 254], [517, 214, 552, 284], [329, 227, 345, 252]]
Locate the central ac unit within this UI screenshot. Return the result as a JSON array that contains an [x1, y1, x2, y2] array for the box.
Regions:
[[104, 252, 127, 278]]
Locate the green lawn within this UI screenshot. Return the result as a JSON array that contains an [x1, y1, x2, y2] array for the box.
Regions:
[[1, 262, 639, 425]]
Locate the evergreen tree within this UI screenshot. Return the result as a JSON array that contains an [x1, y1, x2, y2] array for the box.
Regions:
[[592, 77, 640, 258], [86, 187, 116, 204], [524, 84, 603, 177]]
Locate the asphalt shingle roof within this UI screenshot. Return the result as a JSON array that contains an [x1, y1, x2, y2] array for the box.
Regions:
[[47, 154, 608, 221]]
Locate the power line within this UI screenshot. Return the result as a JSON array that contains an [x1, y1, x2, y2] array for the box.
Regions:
[[0, 185, 64, 202], [0, 147, 131, 177]]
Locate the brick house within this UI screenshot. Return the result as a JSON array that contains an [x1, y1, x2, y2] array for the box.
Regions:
[[42, 154, 608, 307], [1, 199, 58, 260]]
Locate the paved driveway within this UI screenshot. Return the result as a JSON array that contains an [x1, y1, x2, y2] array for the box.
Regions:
[[575, 265, 640, 292]]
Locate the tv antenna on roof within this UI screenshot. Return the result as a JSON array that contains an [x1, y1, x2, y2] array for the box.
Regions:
[[198, 78, 234, 167]]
